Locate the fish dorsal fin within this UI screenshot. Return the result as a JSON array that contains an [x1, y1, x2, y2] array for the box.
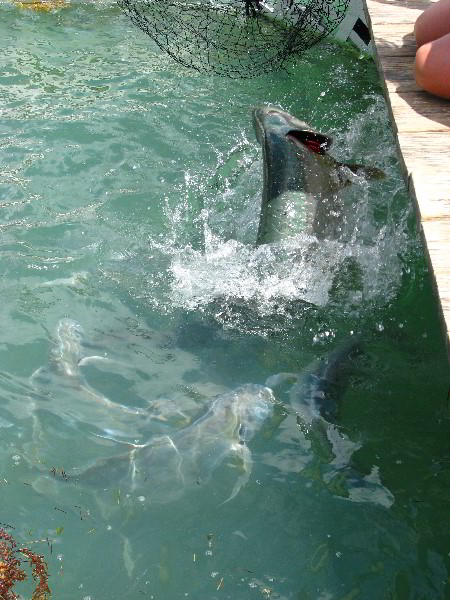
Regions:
[[287, 130, 332, 155]]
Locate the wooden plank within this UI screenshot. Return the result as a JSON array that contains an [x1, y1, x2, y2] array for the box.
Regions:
[[381, 86, 450, 134], [421, 219, 450, 344], [365, 0, 437, 25], [374, 55, 419, 93], [369, 25, 416, 56], [368, 0, 436, 8], [388, 90, 450, 132], [364, 0, 450, 356], [398, 133, 450, 175], [408, 168, 450, 220], [366, 0, 428, 27]]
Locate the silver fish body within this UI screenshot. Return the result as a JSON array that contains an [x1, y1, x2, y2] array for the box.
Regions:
[[253, 106, 344, 244], [33, 384, 274, 508], [253, 107, 384, 246]]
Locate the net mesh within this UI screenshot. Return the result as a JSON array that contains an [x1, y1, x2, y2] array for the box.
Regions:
[[118, 0, 351, 78]]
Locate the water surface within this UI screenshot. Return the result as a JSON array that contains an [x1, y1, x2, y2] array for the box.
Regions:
[[0, 2, 448, 599]]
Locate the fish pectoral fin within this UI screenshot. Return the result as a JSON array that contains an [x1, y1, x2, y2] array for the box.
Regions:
[[219, 444, 253, 506], [337, 162, 386, 185]]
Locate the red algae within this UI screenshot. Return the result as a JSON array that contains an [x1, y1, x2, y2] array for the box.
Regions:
[[0, 529, 50, 600]]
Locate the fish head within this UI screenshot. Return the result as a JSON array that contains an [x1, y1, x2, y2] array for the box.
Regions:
[[220, 384, 274, 444], [252, 106, 332, 156]]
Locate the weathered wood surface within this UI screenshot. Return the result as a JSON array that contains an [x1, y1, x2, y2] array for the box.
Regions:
[[364, 0, 450, 356]]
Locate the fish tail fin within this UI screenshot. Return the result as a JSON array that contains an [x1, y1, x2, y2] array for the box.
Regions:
[[218, 444, 252, 507]]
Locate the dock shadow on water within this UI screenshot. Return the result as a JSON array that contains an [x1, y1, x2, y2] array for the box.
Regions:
[[0, 3, 448, 600]]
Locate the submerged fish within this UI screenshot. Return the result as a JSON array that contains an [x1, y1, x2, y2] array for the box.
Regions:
[[35, 271, 89, 289], [29, 319, 155, 438], [266, 338, 361, 426], [32, 384, 274, 508], [266, 340, 394, 507], [253, 106, 384, 245]]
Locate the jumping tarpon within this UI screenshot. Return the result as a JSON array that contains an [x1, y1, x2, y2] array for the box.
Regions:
[[253, 106, 384, 245]]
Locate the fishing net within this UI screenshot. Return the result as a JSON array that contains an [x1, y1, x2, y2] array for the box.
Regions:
[[118, 0, 351, 78]]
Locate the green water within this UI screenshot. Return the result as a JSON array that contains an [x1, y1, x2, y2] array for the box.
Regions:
[[0, 2, 448, 599]]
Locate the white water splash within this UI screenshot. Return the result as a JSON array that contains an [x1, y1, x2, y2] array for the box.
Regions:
[[165, 98, 415, 324]]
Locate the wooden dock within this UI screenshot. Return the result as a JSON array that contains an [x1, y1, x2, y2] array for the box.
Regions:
[[363, 0, 450, 356]]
